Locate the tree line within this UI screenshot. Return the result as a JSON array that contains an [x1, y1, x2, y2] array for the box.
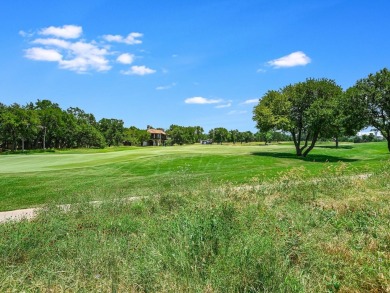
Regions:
[[164, 125, 289, 145], [1, 68, 388, 153], [0, 99, 285, 151], [0, 100, 134, 151], [253, 68, 390, 156]]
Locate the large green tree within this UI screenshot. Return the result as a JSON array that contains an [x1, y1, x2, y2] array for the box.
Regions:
[[321, 88, 368, 148], [166, 125, 204, 145], [253, 78, 343, 157], [352, 68, 390, 152], [34, 100, 67, 148], [98, 118, 125, 147]]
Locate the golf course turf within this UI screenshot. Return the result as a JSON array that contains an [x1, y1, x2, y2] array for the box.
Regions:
[[0, 142, 389, 291]]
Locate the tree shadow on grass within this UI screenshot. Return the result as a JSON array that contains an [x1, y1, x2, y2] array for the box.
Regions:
[[316, 145, 354, 150], [251, 152, 358, 163]]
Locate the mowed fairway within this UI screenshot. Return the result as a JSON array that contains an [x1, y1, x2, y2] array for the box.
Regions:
[[0, 142, 389, 292], [0, 142, 388, 211]]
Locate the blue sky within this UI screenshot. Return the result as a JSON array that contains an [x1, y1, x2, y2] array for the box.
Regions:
[[1, 0, 389, 132]]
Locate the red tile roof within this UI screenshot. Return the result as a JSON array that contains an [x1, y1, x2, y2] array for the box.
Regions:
[[147, 129, 166, 135]]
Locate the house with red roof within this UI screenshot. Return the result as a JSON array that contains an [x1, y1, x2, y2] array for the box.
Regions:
[[144, 129, 167, 146]]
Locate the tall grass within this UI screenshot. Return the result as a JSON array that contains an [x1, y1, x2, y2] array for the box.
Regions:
[[1, 161, 389, 292]]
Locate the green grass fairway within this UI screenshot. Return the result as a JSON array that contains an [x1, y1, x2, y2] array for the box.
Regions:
[[0, 142, 388, 211], [1, 142, 389, 292]]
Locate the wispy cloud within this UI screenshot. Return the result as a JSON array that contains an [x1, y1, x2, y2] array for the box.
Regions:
[[267, 51, 311, 68], [215, 102, 232, 108], [185, 97, 223, 104], [33, 38, 70, 48], [228, 110, 247, 115], [117, 53, 134, 64], [103, 32, 143, 45], [156, 83, 176, 90], [121, 65, 156, 75], [242, 99, 258, 105], [19, 30, 33, 37], [39, 25, 82, 39]]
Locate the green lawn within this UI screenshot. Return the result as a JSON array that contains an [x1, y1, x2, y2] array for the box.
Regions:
[[0, 142, 388, 211], [0, 142, 389, 291]]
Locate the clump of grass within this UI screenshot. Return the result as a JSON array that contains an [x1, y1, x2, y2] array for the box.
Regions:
[[0, 162, 389, 292]]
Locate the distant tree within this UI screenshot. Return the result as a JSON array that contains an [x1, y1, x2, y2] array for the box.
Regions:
[[67, 107, 97, 126], [228, 129, 238, 144], [123, 126, 149, 146], [194, 126, 204, 143], [209, 127, 229, 144], [263, 131, 273, 145], [98, 118, 125, 147], [166, 125, 203, 145], [66, 107, 104, 148], [352, 68, 390, 152], [243, 131, 254, 143], [166, 124, 185, 145], [34, 99, 67, 148], [0, 104, 40, 150]]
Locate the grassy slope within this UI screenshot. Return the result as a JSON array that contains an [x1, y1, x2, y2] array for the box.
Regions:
[[0, 142, 389, 292], [0, 142, 388, 211]]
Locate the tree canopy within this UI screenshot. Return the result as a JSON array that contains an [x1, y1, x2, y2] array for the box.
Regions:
[[351, 68, 390, 151], [253, 78, 343, 156]]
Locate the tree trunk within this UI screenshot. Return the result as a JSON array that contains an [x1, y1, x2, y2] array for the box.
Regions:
[[303, 132, 319, 157], [291, 130, 302, 156], [12, 133, 17, 151], [299, 131, 311, 154], [335, 136, 339, 148], [387, 137, 390, 153]]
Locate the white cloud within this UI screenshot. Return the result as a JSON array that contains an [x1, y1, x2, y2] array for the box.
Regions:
[[267, 51, 311, 68], [25, 47, 63, 62], [117, 53, 135, 64], [121, 65, 156, 75], [59, 41, 111, 72], [185, 97, 223, 104], [33, 38, 70, 48], [156, 83, 176, 90], [228, 110, 247, 115], [215, 102, 232, 108], [103, 35, 122, 42], [39, 25, 82, 39], [26, 39, 111, 72], [125, 32, 143, 44], [103, 32, 143, 45], [257, 68, 266, 73], [242, 99, 259, 104], [22, 25, 151, 74]]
